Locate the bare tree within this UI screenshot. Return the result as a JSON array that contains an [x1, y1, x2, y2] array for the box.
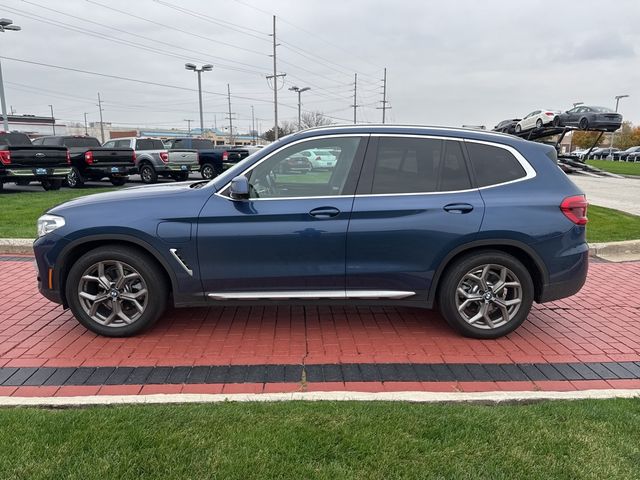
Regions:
[[261, 120, 297, 142], [300, 111, 333, 129]]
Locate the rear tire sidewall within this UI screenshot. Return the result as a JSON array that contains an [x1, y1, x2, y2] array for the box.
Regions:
[[67, 167, 84, 188], [140, 164, 157, 184], [437, 251, 534, 339], [65, 246, 168, 337], [201, 163, 215, 180], [536, 119, 543, 129], [579, 118, 589, 130]]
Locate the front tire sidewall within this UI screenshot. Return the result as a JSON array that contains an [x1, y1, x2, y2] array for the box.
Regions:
[[65, 246, 168, 337], [437, 251, 534, 339]]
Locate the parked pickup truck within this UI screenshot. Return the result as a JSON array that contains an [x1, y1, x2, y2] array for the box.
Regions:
[[33, 136, 136, 188], [0, 131, 70, 191], [103, 137, 198, 184], [164, 138, 251, 180]]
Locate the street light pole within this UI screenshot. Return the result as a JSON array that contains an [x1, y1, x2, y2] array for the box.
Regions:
[[0, 18, 22, 132], [610, 94, 629, 158], [83, 112, 88, 135], [48, 104, 55, 135], [184, 119, 193, 137], [185, 63, 213, 135], [288, 86, 310, 130]]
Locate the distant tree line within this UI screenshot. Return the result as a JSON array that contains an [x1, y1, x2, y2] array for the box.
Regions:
[[261, 111, 333, 141], [572, 121, 640, 150]]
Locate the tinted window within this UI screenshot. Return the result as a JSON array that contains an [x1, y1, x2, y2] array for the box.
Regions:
[[0, 132, 32, 146], [439, 141, 472, 191], [135, 139, 164, 150], [115, 140, 131, 148], [466, 142, 527, 187], [43, 137, 60, 146], [245, 137, 361, 198], [191, 139, 215, 149], [103, 141, 115, 148], [62, 137, 101, 148]]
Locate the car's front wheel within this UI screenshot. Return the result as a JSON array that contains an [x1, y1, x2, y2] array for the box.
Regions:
[[437, 251, 533, 339], [514, 124, 521, 133], [66, 246, 168, 337]]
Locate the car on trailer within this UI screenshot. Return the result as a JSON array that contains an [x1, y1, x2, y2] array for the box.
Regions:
[[553, 106, 622, 132], [515, 109, 561, 133]]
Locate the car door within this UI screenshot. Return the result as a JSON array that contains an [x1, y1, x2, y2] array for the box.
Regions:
[[346, 135, 484, 304], [197, 135, 368, 298]]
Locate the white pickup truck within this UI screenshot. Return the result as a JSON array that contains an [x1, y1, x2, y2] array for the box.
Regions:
[[103, 137, 199, 184]]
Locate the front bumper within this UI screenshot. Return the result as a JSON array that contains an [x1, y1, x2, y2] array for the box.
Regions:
[[33, 233, 70, 307]]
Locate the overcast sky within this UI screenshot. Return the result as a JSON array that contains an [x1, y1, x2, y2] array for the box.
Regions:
[[1, 0, 638, 133]]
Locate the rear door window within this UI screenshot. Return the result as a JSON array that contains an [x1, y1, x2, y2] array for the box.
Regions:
[[465, 141, 527, 187]]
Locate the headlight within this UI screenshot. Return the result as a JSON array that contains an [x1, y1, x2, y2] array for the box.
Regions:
[[37, 214, 65, 238]]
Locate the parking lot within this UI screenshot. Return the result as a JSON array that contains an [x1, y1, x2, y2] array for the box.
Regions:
[[1, 257, 639, 397]]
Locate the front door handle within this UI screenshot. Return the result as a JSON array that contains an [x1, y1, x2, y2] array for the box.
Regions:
[[443, 203, 474, 214], [309, 206, 340, 218]]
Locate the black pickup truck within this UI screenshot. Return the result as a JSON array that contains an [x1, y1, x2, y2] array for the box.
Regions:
[[32, 136, 137, 187], [164, 137, 250, 180], [0, 131, 70, 191]]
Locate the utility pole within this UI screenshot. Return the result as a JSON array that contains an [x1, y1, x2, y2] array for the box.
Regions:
[[376, 68, 390, 123], [288, 86, 310, 130], [226, 83, 234, 144], [48, 104, 55, 135], [266, 15, 286, 141], [83, 112, 88, 135], [0, 18, 22, 132], [97, 92, 105, 143], [184, 119, 193, 136], [251, 105, 255, 145], [351, 73, 358, 124]]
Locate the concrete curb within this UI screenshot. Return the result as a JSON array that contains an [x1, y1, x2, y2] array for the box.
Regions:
[[0, 389, 639, 407], [2, 238, 640, 261]]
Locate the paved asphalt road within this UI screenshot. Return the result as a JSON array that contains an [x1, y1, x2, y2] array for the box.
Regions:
[[571, 175, 640, 216]]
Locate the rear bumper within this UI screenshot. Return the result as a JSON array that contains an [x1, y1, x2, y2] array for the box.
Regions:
[[537, 249, 589, 303], [85, 166, 137, 177], [2, 167, 71, 181], [161, 163, 197, 172]]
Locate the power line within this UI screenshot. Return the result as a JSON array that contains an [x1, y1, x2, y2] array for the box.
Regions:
[[85, 0, 269, 58], [0, 4, 265, 75]]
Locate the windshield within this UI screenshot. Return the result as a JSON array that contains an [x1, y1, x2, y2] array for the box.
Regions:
[[63, 137, 101, 148], [191, 139, 215, 149]]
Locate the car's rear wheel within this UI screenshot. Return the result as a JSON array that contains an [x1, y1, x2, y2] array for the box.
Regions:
[[437, 251, 533, 339], [66, 167, 85, 188], [536, 119, 543, 129], [579, 118, 589, 130], [201, 163, 219, 180], [65, 246, 168, 337], [139, 164, 157, 184]]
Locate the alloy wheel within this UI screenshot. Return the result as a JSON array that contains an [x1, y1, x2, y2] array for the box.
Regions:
[[455, 264, 522, 330], [141, 166, 153, 183], [77, 260, 149, 327]]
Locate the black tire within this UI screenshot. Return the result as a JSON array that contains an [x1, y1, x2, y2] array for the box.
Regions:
[[579, 118, 589, 130], [535, 118, 543, 129], [41, 179, 62, 191], [552, 116, 561, 127], [173, 171, 190, 182], [15, 179, 31, 186], [66, 167, 85, 188], [139, 163, 158, 184], [514, 124, 521, 134], [110, 176, 127, 186], [201, 163, 218, 180], [437, 250, 534, 339], [65, 245, 168, 337]]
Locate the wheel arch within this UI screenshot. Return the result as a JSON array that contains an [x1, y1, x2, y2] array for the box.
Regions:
[[428, 240, 549, 307], [57, 234, 177, 308]]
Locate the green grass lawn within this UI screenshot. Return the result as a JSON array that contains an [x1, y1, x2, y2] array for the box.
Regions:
[[0, 400, 639, 479], [587, 205, 640, 243], [586, 159, 640, 176], [0, 187, 117, 238]]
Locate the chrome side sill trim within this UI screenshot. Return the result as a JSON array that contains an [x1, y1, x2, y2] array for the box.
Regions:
[[207, 290, 416, 301], [169, 248, 193, 276]]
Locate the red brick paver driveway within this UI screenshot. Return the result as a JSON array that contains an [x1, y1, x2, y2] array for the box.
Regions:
[[1, 257, 639, 397]]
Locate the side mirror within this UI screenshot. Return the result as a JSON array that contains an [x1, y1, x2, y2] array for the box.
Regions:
[[229, 175, 250, 200]]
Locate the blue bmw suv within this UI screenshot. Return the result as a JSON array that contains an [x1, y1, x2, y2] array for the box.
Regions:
[[33, 125, 589, 339]]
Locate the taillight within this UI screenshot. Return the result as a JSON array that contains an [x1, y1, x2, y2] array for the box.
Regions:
[[222, 151, 228, 161], [560, 195, 588, 225], [0, 150, 11, 165], [545, 112, 555, 116], [66, 150, 71, 164], [84, 151, 94, 164], [159, 151, 169, 163]]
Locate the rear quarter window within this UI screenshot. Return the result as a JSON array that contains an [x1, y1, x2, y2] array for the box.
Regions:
[[466, 142, 527, 187]]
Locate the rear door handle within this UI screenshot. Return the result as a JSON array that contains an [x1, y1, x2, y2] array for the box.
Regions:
[[309, 206, 341, 218], [443, 203, 474, 214]]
